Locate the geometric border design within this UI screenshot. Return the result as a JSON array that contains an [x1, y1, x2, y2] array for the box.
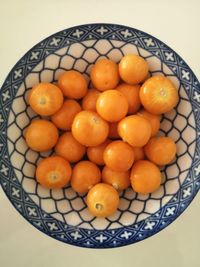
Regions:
[[0, 23, 200, 248]]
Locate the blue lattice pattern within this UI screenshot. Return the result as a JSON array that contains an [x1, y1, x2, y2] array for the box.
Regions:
[[0, 24, 200, 248], [6, 38, 196, 229]]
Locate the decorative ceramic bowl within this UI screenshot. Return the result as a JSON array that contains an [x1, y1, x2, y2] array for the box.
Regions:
[[0, 23, 200, 248]]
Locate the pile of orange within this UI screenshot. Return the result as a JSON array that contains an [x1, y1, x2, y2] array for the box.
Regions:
[[25, 54, 178, 218]]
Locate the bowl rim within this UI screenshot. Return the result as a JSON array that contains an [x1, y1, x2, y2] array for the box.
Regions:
[[0, 23, 200, 249]]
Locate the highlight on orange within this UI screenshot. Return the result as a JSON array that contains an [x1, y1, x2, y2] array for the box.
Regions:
[[58, 70, 88, 99], [36, 156, 72, 189], [130, 160, 161, 194], [144, 136, 177, 166], [29, 83, 63, 116], [140, 75, 178, 114], [25, 119, 58, 152], [119, 54, 149, 85], [86, 183, 119, 217], [103, 140, 135, 172], [90, 58, 119, 91], [72, 110, 109, 147], [118, 115, 151, 147], [96, 89, 128, 122]]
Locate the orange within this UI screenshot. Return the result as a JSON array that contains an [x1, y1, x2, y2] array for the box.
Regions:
[[140, 76, 179, 114], [58, 70, 88, 99], [90, 58, 119, 91], [51, 99, 81, 131], [144, 136, 177, 166], [103, 140, 135, 172], [71, 161, 101, 194], [72, 110, 109, 147], [102, 166, 130, 190], [82, 88, 100, 112], [86, 183, 119, 217], [116, 83, 141, 114], [130, 160, 161, 194], [28, 83, 63, 116], [96, 90, 128, 122], [55, 132, 86, 163], [87, 139, 111, 165], [137, 109, 161, 137], [36, 156, 72, 189], [118, 115, 151, 147], [119, 54, 149, 85], [133, 147, 145, 161], [25, 119, 58, 152], [108, 122, 120, 139]]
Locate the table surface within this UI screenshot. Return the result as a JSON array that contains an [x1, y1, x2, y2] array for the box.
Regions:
[[0, 0, 200, 266]]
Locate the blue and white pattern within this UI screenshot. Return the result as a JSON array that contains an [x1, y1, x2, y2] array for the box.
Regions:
[[0, 24, 200, 248]]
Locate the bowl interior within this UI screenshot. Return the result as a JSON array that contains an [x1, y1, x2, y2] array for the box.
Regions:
[[7, 38, 196, 230]]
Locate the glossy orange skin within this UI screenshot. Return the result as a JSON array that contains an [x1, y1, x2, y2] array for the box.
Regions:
[[72, 110, 109, 146], [55, 132, 86, 163], [133, 147, 145, 161], [25, 120, 58, 152], [87, 139, 111, 165], [29, 83, 63, 116], [71, 161, 101, 194], [58, 70, 88, 99], [102, 166, 130, 190], [90, 58, 120, 91], [137, 109, 161, 137], [116, 83, 141, 114], [130, 160, 161, 194], [36, 156, 72, 189], [96, 90, 128, 122], [108, 122, 120, 139], [82, 88, 101, 112], [103, 140, 135, 172], [118, 115, 151, 147], [86, 183, 119, 217], [51, 99, 81, 131], [119, 54, 149, 85], [144, 136, 177, 166], [140, 76, 179, 114]]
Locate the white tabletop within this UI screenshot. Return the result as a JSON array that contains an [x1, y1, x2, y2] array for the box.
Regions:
[[0, 0, 200, 266]]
